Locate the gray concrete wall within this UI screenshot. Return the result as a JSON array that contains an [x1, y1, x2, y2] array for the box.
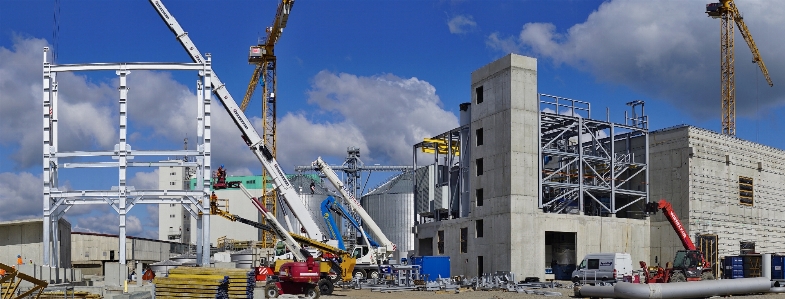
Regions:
[[650, 126, 785, 265], [72, 234, 175, 263], [0, 218, 71, 268]]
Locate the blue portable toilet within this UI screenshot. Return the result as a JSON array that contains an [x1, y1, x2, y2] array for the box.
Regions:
[[411, 256, 450, 281]]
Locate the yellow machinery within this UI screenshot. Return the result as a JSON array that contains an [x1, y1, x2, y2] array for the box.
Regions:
[[0, 263, 48, 299], [706, 0, 772, 135], [243, 0, 295, 247], [209, 193, 356, 284]]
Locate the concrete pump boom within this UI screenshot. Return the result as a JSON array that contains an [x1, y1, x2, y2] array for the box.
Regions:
[[312, 157, 396, 258], [149, 0, 325, 242]]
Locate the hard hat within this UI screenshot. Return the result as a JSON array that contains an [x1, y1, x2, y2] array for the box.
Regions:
[[17, 255, 20, 257], [220, 164, 224, 168]]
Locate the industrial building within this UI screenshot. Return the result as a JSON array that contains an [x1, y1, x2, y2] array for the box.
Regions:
[[413, 54, 651, 279], [648, 125, 785, 270], [71, 232, 191, 276], [0, 218, 71, 268], [157, 172, 331, 247]]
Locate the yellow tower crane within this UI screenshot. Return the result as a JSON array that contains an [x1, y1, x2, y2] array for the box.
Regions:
[[243, 0, 295, 247], [706, 0, 772, 136]]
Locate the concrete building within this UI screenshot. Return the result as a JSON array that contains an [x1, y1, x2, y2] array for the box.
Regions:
[[648, 125, 785, 271], [71, 232, 191, 276], [414, 54, 650, 279], [160, 172, 330, 247], [0, 218, 71, 268], [158, 162, 195, 244]]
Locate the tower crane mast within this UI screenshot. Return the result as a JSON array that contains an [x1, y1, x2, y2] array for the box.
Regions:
[[244, 0, 295, 247], [706, 0, 772, 136]]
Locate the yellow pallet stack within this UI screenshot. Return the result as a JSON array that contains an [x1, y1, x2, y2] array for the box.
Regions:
[[154, 267, 254, 299], [38, 290, 102, 299]]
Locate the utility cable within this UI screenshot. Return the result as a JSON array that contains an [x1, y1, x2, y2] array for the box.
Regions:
[[51, 0, 60, 63]]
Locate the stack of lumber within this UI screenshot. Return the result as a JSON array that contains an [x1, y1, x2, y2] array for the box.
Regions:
[[154, 267, 255, 299], [39, 290, 101, 299]]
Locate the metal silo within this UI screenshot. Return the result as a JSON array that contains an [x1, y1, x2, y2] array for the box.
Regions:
[[276, 174, 331, 237], [361, 172, 414, 260]]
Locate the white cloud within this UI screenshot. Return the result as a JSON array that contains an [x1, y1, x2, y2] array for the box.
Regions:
[[448, 15, 477, 34], [129, 170, 159, 190], [0, 172, 42, 220], [0, 36, 117, 168], [72, 213, 148, 238], [276, 71, 458, 169], [488, 0, 785, 119]]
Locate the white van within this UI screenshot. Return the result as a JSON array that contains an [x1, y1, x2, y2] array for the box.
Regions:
[[571, 253, 633, 285]]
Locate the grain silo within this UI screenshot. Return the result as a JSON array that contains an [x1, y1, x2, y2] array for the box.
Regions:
[[361, 172, 414, 260]]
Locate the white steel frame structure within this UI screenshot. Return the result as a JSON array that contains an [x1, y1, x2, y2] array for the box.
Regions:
[[538, 94, 650, 217], [42, 47, 215, 266]]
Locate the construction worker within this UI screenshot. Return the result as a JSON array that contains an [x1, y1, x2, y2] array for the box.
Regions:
[[16, 255, 22, 265]]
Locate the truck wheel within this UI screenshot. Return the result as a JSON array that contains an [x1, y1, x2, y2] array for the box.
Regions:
[[669, 272, 686, 283], [352, 269, 366, 280], [318, 278, 334, 295], [304, 285, 320, 299], [700, 272, 715, 281], [368, 270, 379, 279], [264, 283, 279, 298]]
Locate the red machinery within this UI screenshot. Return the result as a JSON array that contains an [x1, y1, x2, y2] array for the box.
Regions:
[[640, 199, 714, 283], [264, 250, 321, 299]]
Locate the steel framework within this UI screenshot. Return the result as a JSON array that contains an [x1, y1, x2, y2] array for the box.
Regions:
[[42, 48, 215, 266], [538, 94, 649, 217]]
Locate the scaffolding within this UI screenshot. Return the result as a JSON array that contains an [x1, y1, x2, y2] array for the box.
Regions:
[[42, 48, 215, 266], [538, 94, 649, 217]]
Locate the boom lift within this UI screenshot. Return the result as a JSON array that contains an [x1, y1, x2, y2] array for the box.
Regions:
[[209, 185, 356, 296], [640, 199, 714, 283], [149, 0, 326, 242], [320, 196, 380, 251], [312, 157, 397, 279]]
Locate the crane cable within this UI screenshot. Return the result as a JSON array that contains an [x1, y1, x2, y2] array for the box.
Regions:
[[52, 0, 60, 63]]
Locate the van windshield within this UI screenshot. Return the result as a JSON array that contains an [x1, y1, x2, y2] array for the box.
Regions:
[[578, 259, 586, 269]]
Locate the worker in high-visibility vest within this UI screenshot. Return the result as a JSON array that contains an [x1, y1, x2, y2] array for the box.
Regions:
[[16, 255, 22, 265]]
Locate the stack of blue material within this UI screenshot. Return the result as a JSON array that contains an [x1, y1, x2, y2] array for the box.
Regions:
[[246, 270, 256, 298], [215, 276, 230, 299]]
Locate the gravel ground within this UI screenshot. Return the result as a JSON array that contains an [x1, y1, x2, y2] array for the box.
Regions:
[[254, 285, 785, 299]]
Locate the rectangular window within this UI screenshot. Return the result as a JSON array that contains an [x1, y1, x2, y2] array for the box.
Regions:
[[476, 188, 484, 206], [437, 230, 445, 254], [170, 182, 176, 186], [476, 220, 484, 238], [477, 256, 484, 276], [476, 128, 483, 146], [475, 86, 483, 104], [476, 158, 484, 176], [739, 176, 753, 205], [587, 259, 600, 270], [460, 227, 468, 253], [171, 172, 176, 176]]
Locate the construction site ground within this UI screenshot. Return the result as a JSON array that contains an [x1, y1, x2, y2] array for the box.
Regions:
[[256, 286, 785, 299]]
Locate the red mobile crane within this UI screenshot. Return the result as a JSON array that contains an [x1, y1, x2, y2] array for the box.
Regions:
[[640, 199, 715, 283]]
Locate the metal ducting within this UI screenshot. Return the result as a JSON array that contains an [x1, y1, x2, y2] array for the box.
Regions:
[[577, 278, 772, 299]]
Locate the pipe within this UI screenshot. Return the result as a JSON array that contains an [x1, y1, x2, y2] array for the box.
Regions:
[[764, 254, 772, 280], [574, 285, 615, 298], [614, 278, 771, 299]]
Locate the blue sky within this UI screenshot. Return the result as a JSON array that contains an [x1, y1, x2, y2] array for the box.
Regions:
[[2, 0, 784, 239]]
